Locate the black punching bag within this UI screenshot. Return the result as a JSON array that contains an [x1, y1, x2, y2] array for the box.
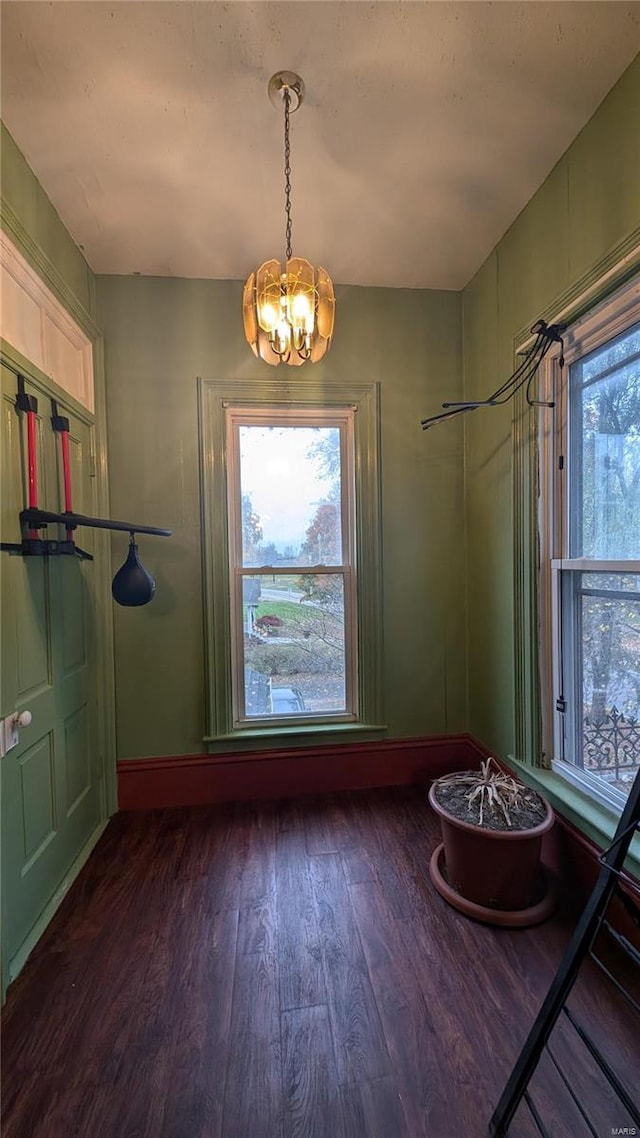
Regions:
[[112, 533, 156, 607]]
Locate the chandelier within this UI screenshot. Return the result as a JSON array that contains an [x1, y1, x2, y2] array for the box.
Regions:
[[243, 71, 335, 366]]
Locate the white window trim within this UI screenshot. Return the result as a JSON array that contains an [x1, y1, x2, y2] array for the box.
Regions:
[[551, 757, 632, 814], [198, 377, 384, 747], [537, 276, 640, 806], [225, 405, 358, 729]]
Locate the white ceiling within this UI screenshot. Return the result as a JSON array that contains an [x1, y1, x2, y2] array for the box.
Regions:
[[1, 2, 639, 290]]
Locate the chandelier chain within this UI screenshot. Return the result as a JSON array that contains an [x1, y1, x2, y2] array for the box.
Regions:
[[243, 72, 335, 366], [283, 88, 293, 260]]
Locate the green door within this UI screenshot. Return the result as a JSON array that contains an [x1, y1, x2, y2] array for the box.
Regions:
[[1, 362, 105, 987]]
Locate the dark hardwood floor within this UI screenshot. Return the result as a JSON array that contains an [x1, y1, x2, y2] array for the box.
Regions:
[[2, 786, 638, 1137]]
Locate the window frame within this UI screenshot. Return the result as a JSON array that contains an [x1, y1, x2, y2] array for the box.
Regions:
[[225, 405, 358, 728], [198, 378, 383, 748], [537, 277, 640, 810]]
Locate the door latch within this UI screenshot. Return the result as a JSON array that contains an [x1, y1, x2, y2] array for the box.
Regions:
[[0, 710, 32, 757]]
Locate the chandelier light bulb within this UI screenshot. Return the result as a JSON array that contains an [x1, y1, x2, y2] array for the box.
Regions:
[[259, 302, 278, 333], [243, 72, 335, 366]]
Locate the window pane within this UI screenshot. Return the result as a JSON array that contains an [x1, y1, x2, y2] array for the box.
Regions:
[[576, 574, 640, 795], [570, 322, 640, 558], [241, 573, 347, 718], [239, 425, 342, 568]]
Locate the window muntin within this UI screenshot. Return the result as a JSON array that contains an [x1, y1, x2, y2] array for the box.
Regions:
[[543, 287, 640, 807], [227, 408, 357, 727]]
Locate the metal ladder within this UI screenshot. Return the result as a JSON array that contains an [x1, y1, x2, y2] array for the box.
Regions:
[[490, 766, 640, 1136]]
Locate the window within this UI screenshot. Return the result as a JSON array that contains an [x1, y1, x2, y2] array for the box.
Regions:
[[199, 379, 382, 743], [539, 278, 640, 809], [227, 408, 357, 725]]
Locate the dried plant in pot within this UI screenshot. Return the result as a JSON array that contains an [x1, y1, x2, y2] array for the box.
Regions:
[[428, 759, 555, 927]]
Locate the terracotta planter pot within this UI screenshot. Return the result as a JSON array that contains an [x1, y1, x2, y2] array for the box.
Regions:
[[428, 781, 554, 914]]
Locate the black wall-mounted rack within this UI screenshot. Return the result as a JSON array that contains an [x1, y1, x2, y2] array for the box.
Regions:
[[1, 370, 171, 561], [421, 319, 565, 430], [20, 509, 171, 538], [1, 510, 172, 559]]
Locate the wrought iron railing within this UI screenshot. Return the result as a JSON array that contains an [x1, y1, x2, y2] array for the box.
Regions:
[[582, 706, 640, 783]]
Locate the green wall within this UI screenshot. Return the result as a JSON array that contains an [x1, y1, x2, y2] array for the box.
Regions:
[[9, 50, 639, 768], [0, 123, 96, 318], [96, 276, 465, 758], [462, 55, 640, 760]]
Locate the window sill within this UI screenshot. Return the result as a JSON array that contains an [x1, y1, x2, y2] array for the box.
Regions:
[[204, 722, 388, 754], [507, 756, 640, 882]]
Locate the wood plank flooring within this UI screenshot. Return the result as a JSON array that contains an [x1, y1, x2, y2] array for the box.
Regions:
[[2, 786, 638, 1137]]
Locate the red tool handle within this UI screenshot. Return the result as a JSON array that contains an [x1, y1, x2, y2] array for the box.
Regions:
[[16, 378, 40, 541]]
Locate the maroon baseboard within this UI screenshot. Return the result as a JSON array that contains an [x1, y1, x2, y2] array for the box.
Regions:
[[117, 733, 477, 811], [117, 732, 638, 939]]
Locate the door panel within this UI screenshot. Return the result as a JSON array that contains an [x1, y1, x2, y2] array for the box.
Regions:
[[1, 362, 104, 981], [61, 569, 86, 672], [15, 559, 51, 697], [19, 734, 56, 865], [64, 705, 90, 814]]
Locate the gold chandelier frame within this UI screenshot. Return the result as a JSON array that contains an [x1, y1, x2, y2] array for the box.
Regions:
[[243, 71, 335, 367]]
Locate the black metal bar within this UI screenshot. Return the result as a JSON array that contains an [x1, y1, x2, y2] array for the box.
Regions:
[[21, 509, 171, 538], [0, 539, 93, 560], [613, 883, 640, 928], [421, 405, 476, 429], [489, 767, 640, 1136], [562, 1006, 640, 1124], [523, 1091, 550, 1138], [601, 865, 640, 894], [15, 374, 37, 414], [545, 1044, 599, 1137], [442, 400, 500, 408], [50, 398, 70, 433], [588, 949, 640, 1017], [601, 920, 640, 968], [598, 821, 640, 860]]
